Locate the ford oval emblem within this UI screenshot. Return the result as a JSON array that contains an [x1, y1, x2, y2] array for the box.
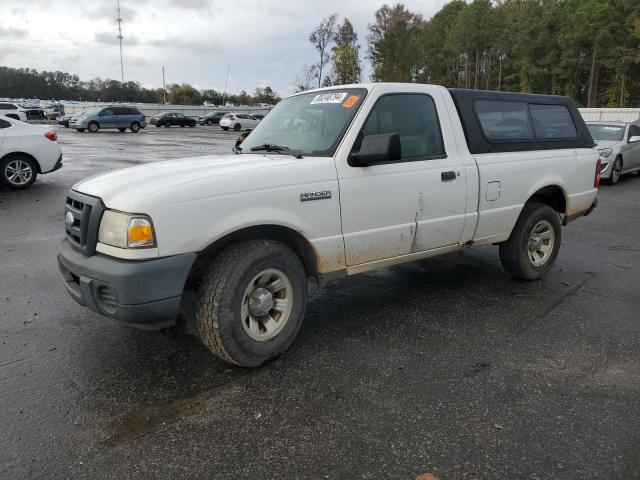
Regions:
[[65, 211, 75, 227]]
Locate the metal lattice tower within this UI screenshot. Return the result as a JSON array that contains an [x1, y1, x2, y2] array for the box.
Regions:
[[116, 0, 124, 83]]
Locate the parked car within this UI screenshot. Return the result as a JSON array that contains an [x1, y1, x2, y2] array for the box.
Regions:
[[150, 112, 197, 128], [57, 111, 86, 128], [45, 103, 65, 119], [0, 115, 62, 189], [69, 106, 146, 133], [57, 84, 599, 368], [197, 111, 227, 125], [219, 113, 260, 131], [0, 102, 28, 122], [586, 121, 640, 185]]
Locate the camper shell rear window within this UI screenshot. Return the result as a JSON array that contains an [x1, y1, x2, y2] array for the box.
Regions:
[[448, 89, 594, 154]]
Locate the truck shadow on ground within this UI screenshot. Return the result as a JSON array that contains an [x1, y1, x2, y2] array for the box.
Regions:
[[83, 246, 578, 447]]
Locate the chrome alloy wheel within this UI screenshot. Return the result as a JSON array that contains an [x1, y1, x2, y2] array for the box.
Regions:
[[4, 159, 33, 186], [611, 158, 622, 183], [528, 220, 555, 267], [241, 268, 293, 341]]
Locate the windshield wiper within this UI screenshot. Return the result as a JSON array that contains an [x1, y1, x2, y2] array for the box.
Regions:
[[249, 144, 303, 159]]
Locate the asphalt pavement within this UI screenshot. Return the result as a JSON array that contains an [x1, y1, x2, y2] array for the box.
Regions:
[[1, 125, 639, 480]]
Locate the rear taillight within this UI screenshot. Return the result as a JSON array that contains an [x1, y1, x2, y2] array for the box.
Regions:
[[594, 159, 601, 188], [44, 131, 57, 142]]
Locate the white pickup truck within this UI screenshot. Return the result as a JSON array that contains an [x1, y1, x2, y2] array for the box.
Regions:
[[57, 83, 599, 367]]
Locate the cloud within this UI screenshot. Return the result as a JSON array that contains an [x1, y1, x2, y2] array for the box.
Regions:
[[95, 31, 139, 46], [150, 36, 222, 53], [0, 25, 28, 39]]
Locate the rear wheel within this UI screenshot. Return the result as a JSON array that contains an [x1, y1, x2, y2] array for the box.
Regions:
[[0, 155, 37, 189], [499, 202, 561, 280], [130, 122, 141, 133], [88, 121, 99, 133], [118, 128, 126, 132], [207, 119, 214, 126], [76, 128, 85, 132], [196, 240, 308, 367], [607, 157, 622, 185], [164, 122, 170, 127]]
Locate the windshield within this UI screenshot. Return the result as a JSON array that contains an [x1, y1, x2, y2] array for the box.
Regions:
[[587, 124, 625, 142], [240, 88, 367, 156]]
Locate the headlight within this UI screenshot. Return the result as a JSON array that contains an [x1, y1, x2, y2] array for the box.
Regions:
[[98, 210, 156, 248], [598, 148, 612, 158]]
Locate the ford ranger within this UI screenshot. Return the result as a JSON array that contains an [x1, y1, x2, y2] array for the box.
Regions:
[[57, 83, 599, 367]]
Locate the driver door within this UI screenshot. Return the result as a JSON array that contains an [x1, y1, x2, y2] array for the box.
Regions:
[[335, 86, 469, 267]]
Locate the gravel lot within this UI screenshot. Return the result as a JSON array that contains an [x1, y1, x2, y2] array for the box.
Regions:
[[1, 125, 639, 480]]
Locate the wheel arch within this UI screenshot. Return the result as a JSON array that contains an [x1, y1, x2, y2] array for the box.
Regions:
[[1, 151, 42, 173], [525, 184, 567, 214], [186, 224, 319, 289]]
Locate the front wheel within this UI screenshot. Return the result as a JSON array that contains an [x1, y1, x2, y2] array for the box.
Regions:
[[118, 128, 126, 132], [607, 157, 622, 185], [88, 121, 99, 133], [1, 155, 37, 189], [207, 119, 214, 126], [221, 126, 229, 131], [196, 240, 308, 367], [76, 128, 85, 132], [233, 123, 241, 131], [499, 202, 561, 280]]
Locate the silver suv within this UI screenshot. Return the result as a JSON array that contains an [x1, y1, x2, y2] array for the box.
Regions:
[[69, 106, 146, 133]]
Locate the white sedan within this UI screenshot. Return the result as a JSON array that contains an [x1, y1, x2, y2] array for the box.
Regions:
[[0, 116, 62, 189], [0, 102, 28, 122], [219, 113, 260, 131]]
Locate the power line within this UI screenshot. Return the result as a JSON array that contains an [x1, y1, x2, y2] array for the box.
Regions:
[[116, 0, 124, 83]]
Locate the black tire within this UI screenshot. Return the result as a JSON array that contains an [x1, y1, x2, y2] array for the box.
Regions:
[[606, 157, 622, 185], [0, 155, 38, 189], [164, 122, 170, 127], [88, 121, 99, 133], [180, 124, 185, 127], [499, 202, 561, 280], [118, 128, 126, 132], [189, 121, 196, 128], [222, 126, 229, 131], [155, 124, 161, 128], [196, 240, 308, 367], [207, 119, 214, 126], [233, 123, 241, 131], [130, 122, 141, 133], [76, 128, 85, 132]]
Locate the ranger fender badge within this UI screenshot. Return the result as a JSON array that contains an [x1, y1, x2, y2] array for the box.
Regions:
[[300, 190, 332, 202]]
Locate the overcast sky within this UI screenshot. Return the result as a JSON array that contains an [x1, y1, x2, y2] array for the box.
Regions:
[[1, 0, 449, 96]]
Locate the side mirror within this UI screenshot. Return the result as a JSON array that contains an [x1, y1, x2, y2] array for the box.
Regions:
[[629, 135, 640, 143], [350, 133, 402, 166]]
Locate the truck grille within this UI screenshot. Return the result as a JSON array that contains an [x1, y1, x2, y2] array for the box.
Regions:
[[65, 190, 106, 256]]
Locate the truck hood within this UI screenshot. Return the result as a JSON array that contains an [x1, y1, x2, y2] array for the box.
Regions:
[[73, 154, 298, 210]]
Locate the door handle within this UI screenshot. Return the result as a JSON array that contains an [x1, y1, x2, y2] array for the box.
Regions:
[[441, 171, 457, 181]]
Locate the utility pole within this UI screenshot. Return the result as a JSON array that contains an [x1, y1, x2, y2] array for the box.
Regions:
[[116, 0, 124, 83], [222, 64, 231, 106], [162, 66, 166, 104]]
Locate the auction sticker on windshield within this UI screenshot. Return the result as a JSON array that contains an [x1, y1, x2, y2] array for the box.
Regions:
[[310, 92, 348, 105]]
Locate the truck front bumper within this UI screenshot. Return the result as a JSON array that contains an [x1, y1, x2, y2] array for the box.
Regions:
[[57, 238, 196, 330]]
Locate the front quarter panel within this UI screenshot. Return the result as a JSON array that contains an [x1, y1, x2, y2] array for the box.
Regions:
[[135, 156, 346, 273]]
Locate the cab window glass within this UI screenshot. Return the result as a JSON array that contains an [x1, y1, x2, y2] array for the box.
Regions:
[[476, 100, 534, 141], [101, 109, 113, 116], [358, 94, 444, 159], [529, 104, 577, 139], [629, 125, 640, 139]]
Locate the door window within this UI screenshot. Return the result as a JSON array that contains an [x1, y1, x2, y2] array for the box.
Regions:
[[628, 125, 640, 140], [101, 109, 113, 116], [356, 94, 445, 160]]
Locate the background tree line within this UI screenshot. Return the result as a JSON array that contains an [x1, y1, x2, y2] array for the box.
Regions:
[[0, 66, 280, 106], [367, 0, 640, 107], [302, 0, 640, 107]]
